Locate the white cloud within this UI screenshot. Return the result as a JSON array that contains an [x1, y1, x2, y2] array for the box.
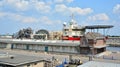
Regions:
[[0, 12, 38, 23], [0, 0, 4, 6], [22, 17, 38, 23], [4, 0, 51, 13], [35, 2, 51, 13], [0, 0, 74, 14], [55, 4, 93, 15], [40, 16, 52, 24], [66, 0, 74, 3], [6, 0, 29, 11], [113, 4, 120, 14], [6, 0, 16, 4], [69, 7, 93, 15], [0, 12, 7, 17], [15, 1, 29, 11], [54, 0, 64, 3], [0, 12, 62, 24], [54, 0, 73, 3], [87, 13, 109, 21], [13, 15, 38, 23], [55, 4, 68, 12], [39, 16, 62, 25]]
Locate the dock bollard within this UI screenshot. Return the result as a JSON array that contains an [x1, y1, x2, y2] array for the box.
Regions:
[[112, 56, 113, 60], [89, 56, 92, 61]]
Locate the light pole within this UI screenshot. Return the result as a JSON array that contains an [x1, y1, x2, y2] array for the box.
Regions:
[[90, 47, 94, 61]]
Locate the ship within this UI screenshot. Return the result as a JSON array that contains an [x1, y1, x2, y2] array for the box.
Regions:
[[62, 18, 85, 41], [62, 15, 113, 41]]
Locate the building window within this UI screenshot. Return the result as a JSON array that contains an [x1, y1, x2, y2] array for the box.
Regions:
[[70, 47, 73, 51], [62, 47, 65, 50], [27, 64, 30, 67], [56, 46, 60, 49], [34, 63, 37, 65], [44, 62, 48, 67]]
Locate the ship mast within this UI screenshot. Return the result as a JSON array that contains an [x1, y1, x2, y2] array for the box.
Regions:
[[69, 14, 75, 37], [71, 13, 74, 20]]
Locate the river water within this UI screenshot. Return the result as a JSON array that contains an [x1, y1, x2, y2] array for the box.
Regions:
[[106, 46, 120, 52]]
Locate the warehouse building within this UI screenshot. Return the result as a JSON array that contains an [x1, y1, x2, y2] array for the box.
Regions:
[[0, 39, 80, 54], [0, 53, 51, 67]]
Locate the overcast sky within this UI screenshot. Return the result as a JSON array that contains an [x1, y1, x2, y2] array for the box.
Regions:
[[0, 0, 120, 35]]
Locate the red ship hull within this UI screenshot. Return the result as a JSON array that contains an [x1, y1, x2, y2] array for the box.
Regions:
[[62, 36, 80, 41]]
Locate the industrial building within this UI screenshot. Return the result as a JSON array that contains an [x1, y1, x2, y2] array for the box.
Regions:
[[49, 31, 62, 40], [77, 61, 120, 67], [0, 39, 80, 54], [80, 32, 106, 54], [0, 53, 51, 67], [106, 37, 120, 47]]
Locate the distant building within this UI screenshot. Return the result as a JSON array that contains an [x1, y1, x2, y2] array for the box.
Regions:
[[49, 31, 62, 40], [106, 37, 120, 47], [80, 32, 106, 54], [0, 35, 12, 39], [33, 29, 49, 40]]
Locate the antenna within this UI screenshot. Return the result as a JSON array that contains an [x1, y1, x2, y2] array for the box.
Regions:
[[71, 13, 74, 20]]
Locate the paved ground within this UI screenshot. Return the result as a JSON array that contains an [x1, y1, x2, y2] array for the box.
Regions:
[[0, 49, 120, 64]]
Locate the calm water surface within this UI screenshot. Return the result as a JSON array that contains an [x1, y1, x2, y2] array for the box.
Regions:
[[106, 46, 120, 52]]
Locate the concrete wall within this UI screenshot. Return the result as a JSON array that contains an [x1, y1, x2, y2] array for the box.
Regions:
[[13, 44, 26, 50], [0, 40, 80, 53], [19, 61, 51, 67], [0, 43, 7, 48], [8, 44, 79, 54], [21, 62, 44, 67], [80, 47, 90, 54], [95, 39, 105, 46]]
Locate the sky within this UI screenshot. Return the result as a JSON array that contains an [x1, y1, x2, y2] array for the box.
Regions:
[[0, 0, 120, 35]]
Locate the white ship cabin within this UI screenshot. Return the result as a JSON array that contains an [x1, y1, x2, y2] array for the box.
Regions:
[[62, 19, 85, 40]]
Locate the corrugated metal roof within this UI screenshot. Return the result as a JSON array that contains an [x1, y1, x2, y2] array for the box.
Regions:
[[94, 45, 107, 48], [0, 54, 49, 66], [0, 38, 80, 46], [85, 32, 104, 39], [85, 25, 113, 29], [77, 61, 120, 67]]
